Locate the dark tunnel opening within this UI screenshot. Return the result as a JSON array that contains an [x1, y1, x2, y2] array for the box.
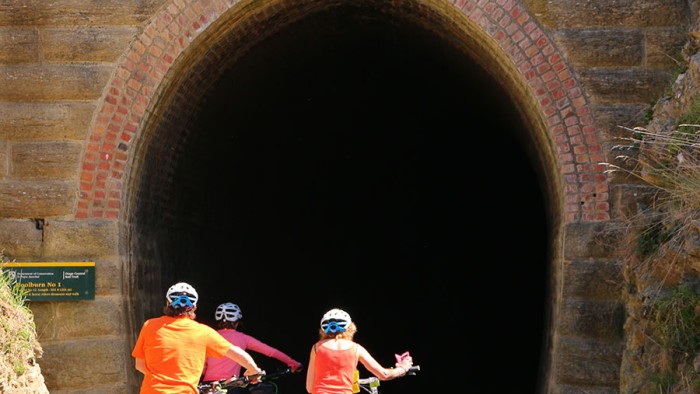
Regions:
[[137, 7, 550, 393]]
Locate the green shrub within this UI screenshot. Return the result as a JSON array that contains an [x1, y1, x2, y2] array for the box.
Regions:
[[651, 283, 700, 356]]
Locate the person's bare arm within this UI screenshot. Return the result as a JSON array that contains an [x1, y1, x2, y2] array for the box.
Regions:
[[305, 346, 316, 393], [134, 358, 147, 374], [356, 345, 411, 381], [225, 345, 263, 376]]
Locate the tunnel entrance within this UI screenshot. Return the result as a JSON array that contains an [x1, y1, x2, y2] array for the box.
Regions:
[[130, 5, 549, 393]]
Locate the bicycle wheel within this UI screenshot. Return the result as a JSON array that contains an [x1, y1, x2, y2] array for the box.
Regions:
[[246, 382, 277, 394]]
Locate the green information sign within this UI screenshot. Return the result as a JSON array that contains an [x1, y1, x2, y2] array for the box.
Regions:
[[1, 262, 95, 301]]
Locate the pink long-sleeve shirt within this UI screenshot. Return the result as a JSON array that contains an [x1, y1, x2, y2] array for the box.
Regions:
[[202, 329, 300, 381]]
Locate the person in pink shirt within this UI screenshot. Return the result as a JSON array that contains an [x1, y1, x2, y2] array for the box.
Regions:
[[201, 302, 303, 393], [305, 308, 413, 394]]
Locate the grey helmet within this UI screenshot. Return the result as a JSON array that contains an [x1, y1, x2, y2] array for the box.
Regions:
[[215, 302, 243, 322]]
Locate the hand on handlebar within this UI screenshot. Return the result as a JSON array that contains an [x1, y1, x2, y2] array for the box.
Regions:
[[243, 369, 265, 384], [289, 360, 304, 373], [394, 351, 413, 376]]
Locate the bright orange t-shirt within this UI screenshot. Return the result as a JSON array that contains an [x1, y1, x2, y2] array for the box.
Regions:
[[131, 315, 232, 393], [312, 342, 358, 394]]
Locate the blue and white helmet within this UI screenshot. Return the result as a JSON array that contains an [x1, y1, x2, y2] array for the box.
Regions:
[[320, 308, 352, 334], [166, 282, 198, 308], [215, 302, 243, 322]]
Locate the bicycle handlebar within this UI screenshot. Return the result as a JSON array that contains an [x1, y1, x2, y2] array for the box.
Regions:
[[262, 365, 304, 381], [199, 366, 303, 393], [356, 365, 421, 385], [405, 365, 420, 375], [199, 374, 262, 392]]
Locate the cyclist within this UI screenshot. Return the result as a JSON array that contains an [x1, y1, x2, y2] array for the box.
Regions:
[[132, 282, 264, 393], [305, 308, 413, 394], [201, 302, 304, 393]]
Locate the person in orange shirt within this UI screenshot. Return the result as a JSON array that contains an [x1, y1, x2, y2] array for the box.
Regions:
[[305, 308, 413, 394], [132, 282, 264, 393]]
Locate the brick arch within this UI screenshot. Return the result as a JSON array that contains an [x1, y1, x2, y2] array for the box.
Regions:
[[77, 0, 609, 223]]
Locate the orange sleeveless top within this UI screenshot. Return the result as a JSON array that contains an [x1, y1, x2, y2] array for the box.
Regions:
[[312, 341, 358, 394]]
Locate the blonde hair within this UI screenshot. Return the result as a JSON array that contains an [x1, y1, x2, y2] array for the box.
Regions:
[[318, 321, 357, 341]]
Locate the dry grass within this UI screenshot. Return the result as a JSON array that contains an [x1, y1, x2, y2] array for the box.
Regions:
[[0, 252, 47, 393], [604, 124, 700, 393], [606, 125, 700, 257]]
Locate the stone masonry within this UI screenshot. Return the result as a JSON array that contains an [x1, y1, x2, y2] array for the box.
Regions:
[[0, 0, 694, 392]]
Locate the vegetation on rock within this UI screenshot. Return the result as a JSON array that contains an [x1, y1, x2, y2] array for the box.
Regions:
[[606, 45, 700, 393], [0, 252, 48, 393]]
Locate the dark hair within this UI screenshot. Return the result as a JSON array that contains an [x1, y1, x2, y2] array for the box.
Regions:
[[163, 303, 196, 319], [217, 320, 240, 330]]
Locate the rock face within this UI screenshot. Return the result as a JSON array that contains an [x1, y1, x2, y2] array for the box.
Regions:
[[0, 284, 49, 394], [1, 363, 49, 394], [618, 9, 700, 393]]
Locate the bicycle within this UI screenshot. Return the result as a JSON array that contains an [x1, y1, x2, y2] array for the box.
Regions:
[[354, 365, 420, 394], [198, 366, 301, 394]]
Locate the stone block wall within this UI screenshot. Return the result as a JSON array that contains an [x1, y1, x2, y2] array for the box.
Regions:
[[0, 0, 694, 392], [526, 0, 691, 159]]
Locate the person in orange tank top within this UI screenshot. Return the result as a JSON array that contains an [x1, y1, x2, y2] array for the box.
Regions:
[[305, 308, 413, 394], [131, 282, 265, 394]]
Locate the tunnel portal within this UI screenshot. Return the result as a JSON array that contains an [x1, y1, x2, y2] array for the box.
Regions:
[[129, 5, 549, 393]]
